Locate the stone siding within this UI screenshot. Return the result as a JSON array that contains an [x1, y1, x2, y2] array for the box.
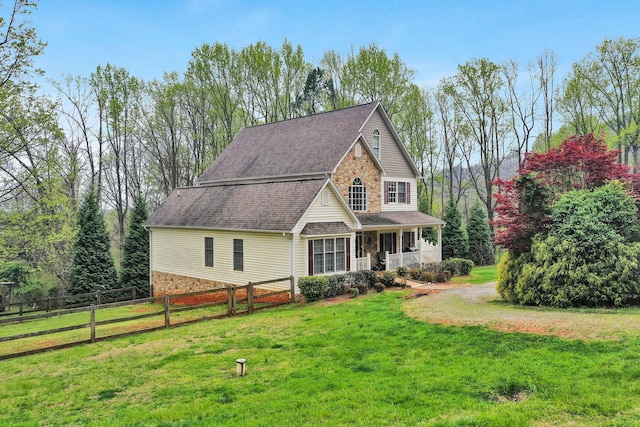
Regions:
[[152, 270, 229, 296], [333, 142, 381, 213]]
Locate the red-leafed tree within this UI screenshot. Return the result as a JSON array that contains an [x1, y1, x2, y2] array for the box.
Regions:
[[493, 133, 639, 253]]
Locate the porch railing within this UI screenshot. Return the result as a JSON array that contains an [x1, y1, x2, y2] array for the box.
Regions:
[[355, 253, 371, 271]]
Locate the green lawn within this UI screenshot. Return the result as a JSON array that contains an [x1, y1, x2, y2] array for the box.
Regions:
[[2, 289, 640, 426], [450, 264, 498, 285]]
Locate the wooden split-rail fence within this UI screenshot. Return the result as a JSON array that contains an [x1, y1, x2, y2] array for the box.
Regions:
[[0, 276, 295, 360]]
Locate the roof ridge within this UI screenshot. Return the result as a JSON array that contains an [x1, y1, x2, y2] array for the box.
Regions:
[[243, 101, 379, 129]]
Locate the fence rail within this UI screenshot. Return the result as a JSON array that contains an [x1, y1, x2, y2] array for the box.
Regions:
[[0, 277, 295, 360], [0, 287, 137, 318]]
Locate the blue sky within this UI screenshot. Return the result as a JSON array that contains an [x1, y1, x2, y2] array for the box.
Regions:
[[31, 0, 639, 92]]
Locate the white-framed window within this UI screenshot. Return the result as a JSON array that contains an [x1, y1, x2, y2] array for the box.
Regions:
[[388, 182, 397, 203], [398, 182, 407, 203], [372, 129, 380, 158], [322, 189, 330, 206], [204, 237, 214, 267], [349, 178, 367, 211], [233, 239, 243, 271], [355, 142, 362, 157], [311, 237, 348, 275], [385, 181, 411, 204]]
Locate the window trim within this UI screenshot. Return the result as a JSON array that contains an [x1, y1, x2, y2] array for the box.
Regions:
[[348, 177, 367, 211], [233, 239, 243, 271], [204, 237, 214, 267], [372, 129, 380, 158], [309, 237, 350, 275]]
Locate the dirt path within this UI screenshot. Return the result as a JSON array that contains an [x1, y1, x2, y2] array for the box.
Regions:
[[403, 282, 640, 340]]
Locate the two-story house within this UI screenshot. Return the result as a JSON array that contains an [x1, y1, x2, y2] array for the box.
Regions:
[[145, 101, 444, 295]]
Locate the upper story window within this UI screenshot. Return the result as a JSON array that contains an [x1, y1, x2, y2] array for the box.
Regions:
[[349, 178, 367, 211], [398, 182, 407, 203], [355, 142, 362, 157], [372, 129, 380, 158], [388, 182, 397, 203], [384, 181, 411, 204]]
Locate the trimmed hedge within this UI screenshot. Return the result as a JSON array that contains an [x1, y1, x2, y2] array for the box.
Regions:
[[298, 276, 329, 302]]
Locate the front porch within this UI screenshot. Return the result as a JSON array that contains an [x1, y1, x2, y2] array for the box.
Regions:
[[353, 210, 444, 272]]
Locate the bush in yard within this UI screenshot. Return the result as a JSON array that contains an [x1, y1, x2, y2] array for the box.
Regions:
[[396, 266, 408, 277], [380, 271, 397, 287], [347, 270, 377, 288], [298, 276, 329, 302], [374, 282, 385, 293], [347, 287, 359, 298], [352, 282, 369, 295], [326, 274, 349, 298], [441, 258, 474, 276], [498, 182, 640, 307]]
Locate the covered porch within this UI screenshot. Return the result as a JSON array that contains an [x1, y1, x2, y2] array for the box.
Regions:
[[353, 212, 444, 271]]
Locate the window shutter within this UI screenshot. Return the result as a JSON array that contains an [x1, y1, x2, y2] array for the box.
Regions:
[[384, 181, 389, 204], [308, 240, 314, 275], [346, 238, 351, 271], [407, 182, 411, 204]]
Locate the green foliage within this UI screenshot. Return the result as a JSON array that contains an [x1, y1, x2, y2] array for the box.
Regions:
[[0, 260, 47, 302], [441, 258, 475, 276], [466, 201, 495, 266], [69, 191, 118, 298], [498, 183, 640, 307], [441, 196, 469, 259], [346, 287, 359, 298], [373, 282, 385, 293], [298, 276, 329, 302], [396, 266, 408, 277], [351, 281, 369, 295], [547, 181, 639, 250], [379, 271, 397, 287], [515, 237, 640, 307], [326, 274, 349, 298], [120, 196, 150, 297]]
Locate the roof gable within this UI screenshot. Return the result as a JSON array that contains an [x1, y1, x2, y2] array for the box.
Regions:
[[197, 102, 379, 183]]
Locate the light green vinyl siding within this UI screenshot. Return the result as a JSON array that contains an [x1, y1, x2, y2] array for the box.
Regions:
[[150, 228, 291, 286]]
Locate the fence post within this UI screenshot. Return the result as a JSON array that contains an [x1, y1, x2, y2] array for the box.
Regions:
[[227, 287, 236, 316], [247, 283, 254, 314], [164, 295, 170, 328], [90, 305, 96, 343], [290, 275, 295, 303]]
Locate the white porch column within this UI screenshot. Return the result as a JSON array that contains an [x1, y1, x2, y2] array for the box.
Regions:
[[437, 225, 443, 262]]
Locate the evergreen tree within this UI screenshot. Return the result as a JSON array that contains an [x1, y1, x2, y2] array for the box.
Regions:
[[121, 196, 150, 298], [441, 196, 469, 259], [69, 191, 118, 298], [466, 201, 495, 265]]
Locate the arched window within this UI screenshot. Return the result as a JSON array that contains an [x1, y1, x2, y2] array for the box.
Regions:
[[349, 177, 367, 211], [355, 142, 362, 157], [372, 129, 380, 158]]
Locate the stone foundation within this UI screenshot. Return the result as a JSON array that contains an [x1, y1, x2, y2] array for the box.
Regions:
[[152, 271, 229, 296]]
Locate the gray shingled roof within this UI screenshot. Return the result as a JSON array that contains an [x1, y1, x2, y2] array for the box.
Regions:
[[357, 211, 445, 228], [300, 222, 353, 236], [145, 179, 327, 232], [197, 102, 379, 183]]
